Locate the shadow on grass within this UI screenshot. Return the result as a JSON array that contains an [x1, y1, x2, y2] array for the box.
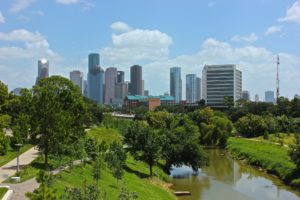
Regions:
[[124, 165, 150, 179]]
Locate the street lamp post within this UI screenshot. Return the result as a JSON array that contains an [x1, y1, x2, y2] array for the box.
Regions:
[[15, 143, 23, 174]]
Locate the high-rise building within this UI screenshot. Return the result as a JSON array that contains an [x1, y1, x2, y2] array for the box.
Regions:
[[265, 91, 275, 104], [83, 80, 88, 97], [144, 90, 149, 96], [117, 71, 124, 83], [242, 90, 250, 101], [196, 77, 202, 101], [186, 74, 197, 103], [255, 94, 259, 102], [129, 65, 143, 95], [170, 67, 182, 103], [87, 53, 104, 104], [70, 70, 83, 94], [105, 67, 117, 104], [36, 59, 49, 84], [202, 64, 242, 107]]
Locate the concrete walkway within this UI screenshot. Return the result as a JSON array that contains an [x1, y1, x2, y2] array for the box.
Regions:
[[0, 147, 39, 183]]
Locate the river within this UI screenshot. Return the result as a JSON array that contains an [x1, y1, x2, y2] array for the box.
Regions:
[[170, 149, 300, 200]]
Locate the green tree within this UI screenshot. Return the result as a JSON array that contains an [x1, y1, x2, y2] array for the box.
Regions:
[[0, 131, 9, 155], [290, 97, 300, 117], [31, 76, 86, 167], [93, 154, 104, 183], [0, 80, 9, 106], [124, 121, 161, 176], [118, 187, 138, 200], [105, 141, 127, 180], [85, 137, 98, 161], [224, 96, 234, 108], [235, 114, 267, 137], [64, 182, 100, 200], [290, 131, 300, 169], [0, 114, 11, 129], [276, 97, 291, 116], [26, 170, 57, 200]]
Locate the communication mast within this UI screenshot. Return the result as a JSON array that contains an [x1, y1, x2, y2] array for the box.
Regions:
[[276, 55, 280, 101]]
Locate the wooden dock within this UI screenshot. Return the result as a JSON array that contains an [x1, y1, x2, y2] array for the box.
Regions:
[[174, 191, 191, 196]]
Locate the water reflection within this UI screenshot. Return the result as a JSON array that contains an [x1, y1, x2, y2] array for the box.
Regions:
[[171, 149, 300, 200]]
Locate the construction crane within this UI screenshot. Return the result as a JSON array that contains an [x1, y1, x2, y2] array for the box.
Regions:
[[276, 55, 280, 102]]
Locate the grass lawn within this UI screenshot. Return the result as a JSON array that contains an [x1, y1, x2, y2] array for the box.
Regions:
[[0, 187, 8, 199], [87, 126, 122, 144], [0, 144, 33, 167], [227, 137, 297, 182], [53, 155, 175, 200], [255, 133, 295, 146]]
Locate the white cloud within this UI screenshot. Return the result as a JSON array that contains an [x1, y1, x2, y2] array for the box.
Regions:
[[265, 25, 282, 35], [31, 10, 44, 16], [56, 0, 80, 5], [10, 0, 36, 13], [279, 1, 300, 24], [110, 21, 132, 32], [231, 33, 258, 43], [0, 29, 61, 60], [0, 11, 5, 24]]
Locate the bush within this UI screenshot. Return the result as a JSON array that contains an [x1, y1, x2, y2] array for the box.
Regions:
[[235, 114, 267, 137]]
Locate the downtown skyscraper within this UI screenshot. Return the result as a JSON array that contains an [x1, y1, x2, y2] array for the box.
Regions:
[[105, 67, 117, 104], [36, 59, 49, 84], [170, 67, 182, 103], [70, 70, 83, 94], [129, 65, 143, 95], [87, 53, 104, 104], [186, 74, 197, 103]]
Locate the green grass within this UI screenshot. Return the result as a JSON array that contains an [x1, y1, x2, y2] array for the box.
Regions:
[[53, 155, 175, 200], [255, 133, 295, 146], [0, 144, 33, 166], [0, 187, 8, 199], [87, 126, 123, 144], [227, 137, 297, 182]]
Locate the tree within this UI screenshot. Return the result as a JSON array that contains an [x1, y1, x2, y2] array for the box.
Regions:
[[224, 96, 234, 108], [235, 114, 267, 137], [26, 170, 57, 200], [64, 182, 100, 200], [0, 131, 9, 155], [85, 137, 98, 161], [291, 97, 300, 117], [124, 121, 161, 176], [290, 131, 300, 169], [0, 114, 11, 129], [276, 97, 291, 116], [0, 80, 9, 106], [31, 76, 86, 167], [93, 155, 104, 183], [105, 141, 127, 180], [118, 187, 138, 200]]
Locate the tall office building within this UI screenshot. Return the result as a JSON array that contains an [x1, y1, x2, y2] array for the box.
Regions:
[[129, 65, 143, 95], [105, 67, 117, 104], [265, 91, 275, 104], [87, 53, 104, 104], [170, 67, 182, 103], [202, 64, 242, 107], [83, 80, 88, 97], [186, 74, 197, 103], [196, 77, 202, 101], [117, 71, 124, 83], [70, 70, 83, 94], [36, 59, 49, 84], [242, 90, 250, 101]]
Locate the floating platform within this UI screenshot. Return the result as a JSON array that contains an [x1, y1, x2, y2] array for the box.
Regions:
[[174, 191, 191, 196]]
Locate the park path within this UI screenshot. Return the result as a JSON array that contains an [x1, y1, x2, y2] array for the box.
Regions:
[[0, 146, 39, 183]]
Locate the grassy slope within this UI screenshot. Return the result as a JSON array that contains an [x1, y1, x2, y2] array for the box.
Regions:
[[0, 144, 33, 166], [29, 126, 175, 199], [255, 133, 295, 146], [0, 187, 8, 199], [227, 137, 296, 182]]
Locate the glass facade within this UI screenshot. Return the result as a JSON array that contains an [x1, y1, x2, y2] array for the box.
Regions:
[[170, 67, 182, 103]]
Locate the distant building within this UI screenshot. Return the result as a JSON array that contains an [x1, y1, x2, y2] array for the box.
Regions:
[[105, 67, 117, 104], [87, 53, 104, 104], [164, 92, 170, 96], [255, 94, 259, 102], [124, 95, 176, 110], [129, 65, 143, 95], [196, 77, 201, 101], [117, 71, 124, 83], [36, 59, 49, 84], [144, 90, 149, 96], [12, 88, 23, 96], [113, 81, 129, 106], [186, 74, 197, 103], [242, 90, 250, 101], [202, 64, 242, 107], [170, 67, 182, 103], [70, 70, 83, 94], [295, 94, 300, 99], [83, 80, 88, 97], [265, 91, 275, 104]]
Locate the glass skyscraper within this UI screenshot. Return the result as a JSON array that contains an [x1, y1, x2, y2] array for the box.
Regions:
[[129, 65, 143, 95], [170, 67, 182, 103], [186, 74, 197, 103], [87, 53, 104, 104], [36, 59, 49, 84]]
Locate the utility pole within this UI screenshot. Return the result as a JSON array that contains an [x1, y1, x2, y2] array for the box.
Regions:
[[276, 55, 280, 102]]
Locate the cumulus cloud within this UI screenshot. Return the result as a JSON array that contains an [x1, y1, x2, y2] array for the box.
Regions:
[[10, 0, 36, 13], [0, 29, 60, 60], [279, 1, 300, 24], [265, 25, 282, 35], [110, 21, 132, 32], [56, 0, 80, 5], [231, 33, 258, 43], [0, 11, 5, 24]]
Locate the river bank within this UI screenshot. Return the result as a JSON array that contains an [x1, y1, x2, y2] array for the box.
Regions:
[[226, 137, 300, 188]]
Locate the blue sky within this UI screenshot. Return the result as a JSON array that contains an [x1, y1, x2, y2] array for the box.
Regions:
[[0, 0, 300, 100]]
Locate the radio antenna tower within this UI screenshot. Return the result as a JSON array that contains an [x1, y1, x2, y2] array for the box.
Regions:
[[276, 55, 280, 101]]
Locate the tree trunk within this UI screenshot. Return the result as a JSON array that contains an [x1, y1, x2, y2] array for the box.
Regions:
[[149, 163, 153, 177]]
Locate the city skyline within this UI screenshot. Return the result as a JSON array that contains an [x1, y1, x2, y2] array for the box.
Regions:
[[0, 1, 300, 99]]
